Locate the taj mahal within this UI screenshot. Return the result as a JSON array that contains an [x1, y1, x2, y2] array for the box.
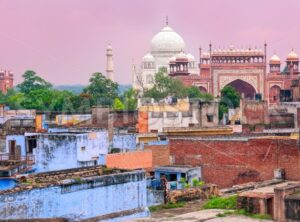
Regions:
[[132, 19, 198, 90], [132, 19, 299, 105]]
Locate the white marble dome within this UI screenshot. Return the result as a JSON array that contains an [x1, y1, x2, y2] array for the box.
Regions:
[[176, 51, 188, 60], [287, 50, 298, 60], [143, 53, 155, 62], [270, 54, 281, 62], [150, 26, 186, 53], [169, 56, 176, 62], [186, 53, 195, 61]]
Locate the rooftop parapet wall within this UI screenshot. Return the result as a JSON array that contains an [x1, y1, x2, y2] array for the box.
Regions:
[[274, 183, 300, 222], [0, 169, 148, 221]]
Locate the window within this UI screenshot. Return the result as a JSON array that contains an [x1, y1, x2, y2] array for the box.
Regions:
[[151, 112, 163, 118], [182, 111, 193, 117], [26, 136, 37, 154], [0, 140, 6, 153], [81, 146, 86, 151], [207, 114, 214, 122], [166, 112, 178, 118]]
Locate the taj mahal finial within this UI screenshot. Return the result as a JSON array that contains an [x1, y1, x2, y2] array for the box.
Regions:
[[166, 16, 168, 26]]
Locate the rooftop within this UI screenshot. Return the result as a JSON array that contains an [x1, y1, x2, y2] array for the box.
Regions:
[[239, 181, 300, 199], [155, 165, 200, 173], [0, 166, 136, 195]]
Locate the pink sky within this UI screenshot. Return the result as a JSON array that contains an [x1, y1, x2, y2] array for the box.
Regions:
[[0, 0, 299, 85]]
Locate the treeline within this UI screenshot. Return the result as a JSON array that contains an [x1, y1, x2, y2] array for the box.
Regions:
[[0, 69, 239, 117], [0, 70, 136, 112]]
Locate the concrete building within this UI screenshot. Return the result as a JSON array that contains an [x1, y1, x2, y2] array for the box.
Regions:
[[0, 109, 36, 176], [55, 114, 92, 126], [137, 98, 219, 133], [34, 130, 109, 173], [235, 180, 300, 221], [0, 166, 149, 221], [153, 165, 202, 190]]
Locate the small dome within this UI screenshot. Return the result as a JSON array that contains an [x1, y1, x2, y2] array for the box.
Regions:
[[270, 54, 281, 63], [169, 56, 176, 62], [176, 51, 188, 60], [202, 52, 210, 58], [143, 53, 154, 62], [287, 49, 299, 60], [186, 53, 195, 61], [150, 25, 186, 53]]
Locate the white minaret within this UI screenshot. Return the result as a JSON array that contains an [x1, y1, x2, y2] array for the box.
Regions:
[[106, 43, 114, 81]]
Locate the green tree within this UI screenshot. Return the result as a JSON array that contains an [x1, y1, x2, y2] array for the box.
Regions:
[[83, 72, 118, 106], [112, 98, 125, 111], [185, 86, 213, 101], [5, 90, 25, 109], [50, 90, 78, 112], [143, 68, 187, 100], [219, 86, 241, 120], [21, 88, 53, 110], [17, 70, 52, 94], [122, 88, 138, 111]]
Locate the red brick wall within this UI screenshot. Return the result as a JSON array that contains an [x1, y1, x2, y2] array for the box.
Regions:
[[144, 145, 170, 169], [92, 107, 137, 129], [170, 138, 300, 188]]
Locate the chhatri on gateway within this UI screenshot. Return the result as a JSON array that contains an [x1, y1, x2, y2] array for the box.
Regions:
[[132, 18, 299, 105]]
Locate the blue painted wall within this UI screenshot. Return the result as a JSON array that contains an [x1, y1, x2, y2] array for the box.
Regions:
[[5, 135, 26, 156], [112, 134, 136, 150], [0, 171, 149, 221], [147, 189, 164, 206], [34, 131, 109, 173]]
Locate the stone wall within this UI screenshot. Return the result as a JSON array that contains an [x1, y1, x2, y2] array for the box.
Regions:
[[0, 171, 149, 221], [237, 196, 263, 215], [274, 183, 300, 222], [170, 137, 300, 188], [167, 184, 219, 203]]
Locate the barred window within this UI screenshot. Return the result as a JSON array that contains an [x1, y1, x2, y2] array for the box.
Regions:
[[151, 112, 163, 118], [166, 112, 179, 118], [182, 111, 193, 117]]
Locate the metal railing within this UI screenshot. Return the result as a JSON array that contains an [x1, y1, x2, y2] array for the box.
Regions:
[[0, 154, 35, 165]]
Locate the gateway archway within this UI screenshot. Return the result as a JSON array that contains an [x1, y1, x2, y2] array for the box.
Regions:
[[226, 79, 256, 99]]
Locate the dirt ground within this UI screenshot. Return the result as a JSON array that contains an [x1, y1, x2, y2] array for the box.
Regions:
[[127, 201, 274, 222], [150, 200, 205, 219]]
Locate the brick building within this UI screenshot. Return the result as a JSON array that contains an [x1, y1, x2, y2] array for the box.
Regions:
[[169, 136, 300, 188], [0, 70, 13, 94], [137, 98, 219, 133]]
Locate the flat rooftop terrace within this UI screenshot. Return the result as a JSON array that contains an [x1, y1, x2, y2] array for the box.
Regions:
[[0, 166, 140, 195]]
